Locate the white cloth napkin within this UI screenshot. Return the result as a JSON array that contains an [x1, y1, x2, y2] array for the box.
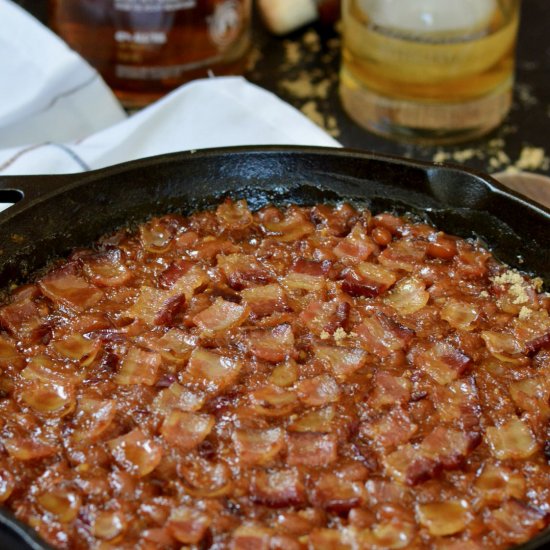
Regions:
[[0, 0, 338, 212]]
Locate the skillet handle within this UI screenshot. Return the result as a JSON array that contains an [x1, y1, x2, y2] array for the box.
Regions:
[[0, 173, 82, 209]]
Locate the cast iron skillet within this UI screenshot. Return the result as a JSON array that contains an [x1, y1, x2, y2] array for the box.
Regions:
[[0, 146, 548, 550]]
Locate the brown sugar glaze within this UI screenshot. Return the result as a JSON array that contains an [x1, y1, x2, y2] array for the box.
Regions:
[[0, 200, 549, 549]]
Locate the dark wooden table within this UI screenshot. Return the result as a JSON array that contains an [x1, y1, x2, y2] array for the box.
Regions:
[[16, 1, 550, 181]]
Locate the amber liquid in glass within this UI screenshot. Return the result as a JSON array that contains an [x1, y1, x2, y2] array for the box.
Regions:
[[49, 0, 251, 108], [340, 0, 520, 143]]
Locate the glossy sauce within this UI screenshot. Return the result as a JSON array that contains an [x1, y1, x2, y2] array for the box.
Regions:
[[0, 200, 549, 549]]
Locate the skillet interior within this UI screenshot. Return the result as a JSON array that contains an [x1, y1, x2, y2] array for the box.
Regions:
[[0, 146, 549, 549]]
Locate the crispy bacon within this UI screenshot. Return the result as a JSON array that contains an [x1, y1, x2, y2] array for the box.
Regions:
[[218, 253, 271, 290], [0, 297, 48, 341], [250, 385, 298, 417], [481, 331, 523, 363], [261, 206, 314, 242], [485, 417, 538, 460], [193, 298, 249, 333], [20, 381, 75, 417], [39, 269, 103, 312], [286, 432, 338, 467], [160, 411, 215, 452], [282, 272, 326, 294], [412, 342, 471, 385], [250, 468, 306, 508], [108, 428, 162, 477], [127, 286, 186, 326], [152, 382, 205, 415], [313, 344, 368, 379], [139, 218, 176, 253], [72, 397, 117, 442], [441, 300, 479, 331], [486, 500, 545, 544], [356, 313, 413, 357], [241, 283, 287, 317], [82, 249, 131, 287], [432, 377, 481, 430], [231, 526, 272, 550], [311, 203, 358, 236], [245, 324, 295, 363], [378, 240, 426, 272], [341, 262, 397, 298], [385, 277, 430, 315], [289, 406, 336, 433], [2, 431, 58, 461], [334, 223, 378, 263], [114, 347, 161, 386], [292, 258, 332, 277], [369, 372, 412, 408], [296, 374, 341, 406], [416, 500, 472, 536], [52, 333, 100, 365], [311, 472, 365, 515], [360, 407, 418, 450], [233, 427, 285, 465], [300, 300, 349, 336], [0, 334, 23, 369], [166, 507, 212, 544], [216, 198, 253, 231], [474, 463, 525, 505], [184, 347, 242, 394], [159, 259, 194, 288], [384, 427, 480, 485]]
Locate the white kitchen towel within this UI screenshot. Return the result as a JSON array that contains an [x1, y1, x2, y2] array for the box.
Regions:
[[0, 0, 338, 196]]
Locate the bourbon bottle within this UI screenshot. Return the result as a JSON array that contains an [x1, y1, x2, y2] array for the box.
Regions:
[[49, 0, 252, 108]]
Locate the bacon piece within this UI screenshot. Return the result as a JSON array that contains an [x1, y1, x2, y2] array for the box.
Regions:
[[233, 427, 285, 465], [139, 218, 176, 253], [114, 347, 161, 386], [441, 300, 478, 331], [159, 259, 194, 288], [37, 490, 81, 523], [486, 500, 545, 544], [0, 298, 48, 341], [250, 468, 306, 508], [216, 198, 253, 231], [152, 382, 205, 415], [485, 417, 538, 460], [308, 528, 355, 548], [455, 241, 490, 279], [334, 223, 378, 262], [178, 457, 232, 497], [218, 253, 271, 290], [20, 381, 75, 417], [127, 286, 186, 327], [385, 277, 429, 315], [82, 249, 131, 287], [108, 428, 162, 477], [300, 300, 349, 336], [262, 206, 314, 242], [296, 374, 341, 406], [39, 269, 103, 312], [356, 313, 413, 357], [525, 332, 550, 355], [241, 283, 287, 317], [384, 428, 480, 485], [2, 432, 58, 461], [417, 501, 472, 536], [166, 507, 212, 544], [311, 203, 358, 236], [195, 237, 238, 261], [72, 397, 117, 442], [250, 385, 298, 417], [432, 377, 481, 430], [311, 472, 365, 514], [245, 324, 295, 363], [413, 342, 471, 385], [360, 407, 418, 450], [289, 406, 336, 433], [378, 240, 426, 272], [149, 328, 193, 363], [184, 347, 242, 394], [231, 526, 272, 550], [313, 344, 368, 379], [92, 509, 127, 540], [474, 463, 525, 505], [193, 298, 249, 333], [52, 333, 101, 365], [292, 258, 332, 277], [509, 376, 550, 417], [369, 372, 412, 408], [341, 262, 397, 298], [481, 331, 523, 363], [282, 272, 326, 294], [161, 411, 215, 452], [286, 432, 338, 467], [0, 334, 23, 369]]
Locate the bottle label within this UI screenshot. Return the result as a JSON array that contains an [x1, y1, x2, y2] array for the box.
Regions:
[[208, 0, 245, 46], [114, 0, 197, 12]]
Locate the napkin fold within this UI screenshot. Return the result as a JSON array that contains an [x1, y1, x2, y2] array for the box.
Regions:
[[0, 0, 338, 201]]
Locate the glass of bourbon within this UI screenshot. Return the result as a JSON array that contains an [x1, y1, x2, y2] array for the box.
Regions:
[[49, 0, 252, 108], [339, 0, 521, 144]]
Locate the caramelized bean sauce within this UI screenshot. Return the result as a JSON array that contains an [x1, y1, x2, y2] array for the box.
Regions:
[[0, 200, 549, 549]]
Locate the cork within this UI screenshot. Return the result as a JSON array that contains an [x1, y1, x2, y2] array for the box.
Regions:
[[258, 0, 319, 35]]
